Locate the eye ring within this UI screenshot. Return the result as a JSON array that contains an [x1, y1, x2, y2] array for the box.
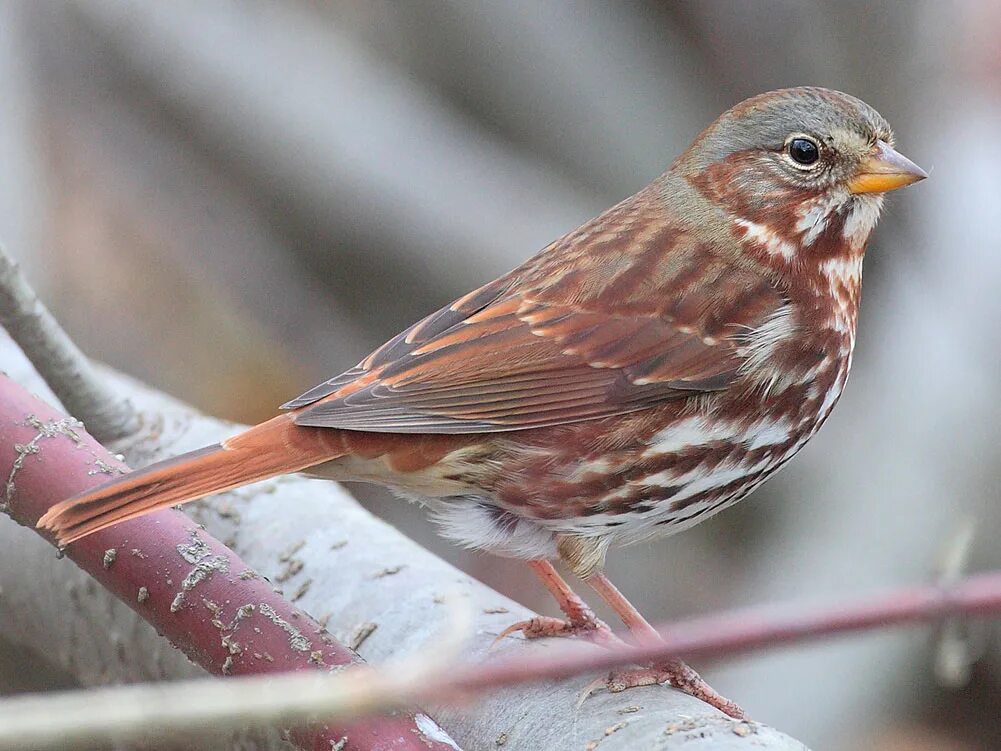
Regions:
[[786, 136, 821, 167]]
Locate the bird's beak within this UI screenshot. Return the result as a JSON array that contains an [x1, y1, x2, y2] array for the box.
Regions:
[[848, 140, 928, 194]]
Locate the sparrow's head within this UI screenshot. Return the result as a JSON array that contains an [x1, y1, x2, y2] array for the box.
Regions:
[[676, 87, 926, 269]]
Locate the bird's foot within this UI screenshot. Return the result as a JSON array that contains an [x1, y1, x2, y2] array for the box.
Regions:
[[496, 609, 621, 649], [593, 658, 745, 719]]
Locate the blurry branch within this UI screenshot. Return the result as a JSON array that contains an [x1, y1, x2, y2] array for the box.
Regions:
[[932, 517, 983, 687], [361, 2, 711, 196], [50, 97, 372, 378], [64, 0, 605, 293], [0, 619, 465, 751], [0, 241, 806, 749], [5, 554, 1001, 750], [0, 246, 138, 443]]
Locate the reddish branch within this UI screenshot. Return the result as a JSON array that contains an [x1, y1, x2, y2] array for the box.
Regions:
[[444, 571, 1000, 696], [2, 559, 997, 749], [0, 374, 459, 751]]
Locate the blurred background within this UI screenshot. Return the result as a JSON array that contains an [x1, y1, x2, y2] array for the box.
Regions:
[[0, 1, 998, 748]]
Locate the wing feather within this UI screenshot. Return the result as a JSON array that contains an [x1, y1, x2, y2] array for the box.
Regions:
[[290, 285, 784, 433], [287, 194, 787, 433]]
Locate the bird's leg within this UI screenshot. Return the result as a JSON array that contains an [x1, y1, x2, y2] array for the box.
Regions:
[[585, 571, 746, 719], [496, 560, 620, 647], [584, 571, 664, 644]]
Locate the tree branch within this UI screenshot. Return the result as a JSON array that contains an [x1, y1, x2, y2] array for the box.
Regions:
[[0, 245, 138, 443], [0, 371, 461, 751], [3, 544, 999, 750]]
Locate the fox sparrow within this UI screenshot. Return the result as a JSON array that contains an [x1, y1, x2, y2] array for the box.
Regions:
[[40, 87, 926, 717]]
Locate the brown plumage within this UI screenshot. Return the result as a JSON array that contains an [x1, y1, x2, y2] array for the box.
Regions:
[[38, 87, 926, 716]]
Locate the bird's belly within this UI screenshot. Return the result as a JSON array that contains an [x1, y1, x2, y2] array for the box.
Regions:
[[540, 415, 807, 544], [490, 365, 851, 546], [384, 402, 822, 560]]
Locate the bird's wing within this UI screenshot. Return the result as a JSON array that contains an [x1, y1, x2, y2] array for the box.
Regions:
[[287, 209, 786, 434]]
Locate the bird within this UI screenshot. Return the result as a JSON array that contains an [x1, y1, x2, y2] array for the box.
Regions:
[[39, 87, 926, 718]]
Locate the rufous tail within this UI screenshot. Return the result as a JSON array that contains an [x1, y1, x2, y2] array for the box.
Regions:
[[38, 414, 345, 546]]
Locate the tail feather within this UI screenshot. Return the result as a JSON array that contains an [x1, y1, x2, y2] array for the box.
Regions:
[[38, 414, 344, 545]]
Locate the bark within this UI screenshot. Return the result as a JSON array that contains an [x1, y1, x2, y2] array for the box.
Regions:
[[0, 247, 138, 443], [0, 371, 458, 751], [0, 336, 809, 749]]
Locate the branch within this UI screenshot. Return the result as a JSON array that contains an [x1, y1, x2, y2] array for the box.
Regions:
[[0, 371, 461, 751], [2, 560, 998, 750], [0, 245, 138, 443]]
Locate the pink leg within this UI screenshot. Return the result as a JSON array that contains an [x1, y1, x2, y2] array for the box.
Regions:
[[497, 561, 620, 648], [586, 572, 746, 719]]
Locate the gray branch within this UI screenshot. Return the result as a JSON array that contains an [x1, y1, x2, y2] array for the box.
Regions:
[[64, 0, 606, 292], [0, 246, 139, 443]]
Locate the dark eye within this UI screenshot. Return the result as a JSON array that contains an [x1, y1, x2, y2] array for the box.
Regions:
[[788, 137, 819, 165]]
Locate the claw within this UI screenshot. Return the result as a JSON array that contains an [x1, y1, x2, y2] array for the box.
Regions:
[[517, 560, 743, 717], [598, 661, 746, 719], [606, 666, 669, 692], [494, 613, 622, 650], [492, 616, 576, 648], [576, 674, 611, 709], [574, 665, 667, 709]]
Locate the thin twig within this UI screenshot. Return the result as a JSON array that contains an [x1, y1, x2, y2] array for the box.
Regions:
[[2, 566, 1000, 750], [0, 244, 139, 442]]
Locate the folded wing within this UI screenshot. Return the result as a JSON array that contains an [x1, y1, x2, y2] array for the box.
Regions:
[[286, 239, 785, 434]]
